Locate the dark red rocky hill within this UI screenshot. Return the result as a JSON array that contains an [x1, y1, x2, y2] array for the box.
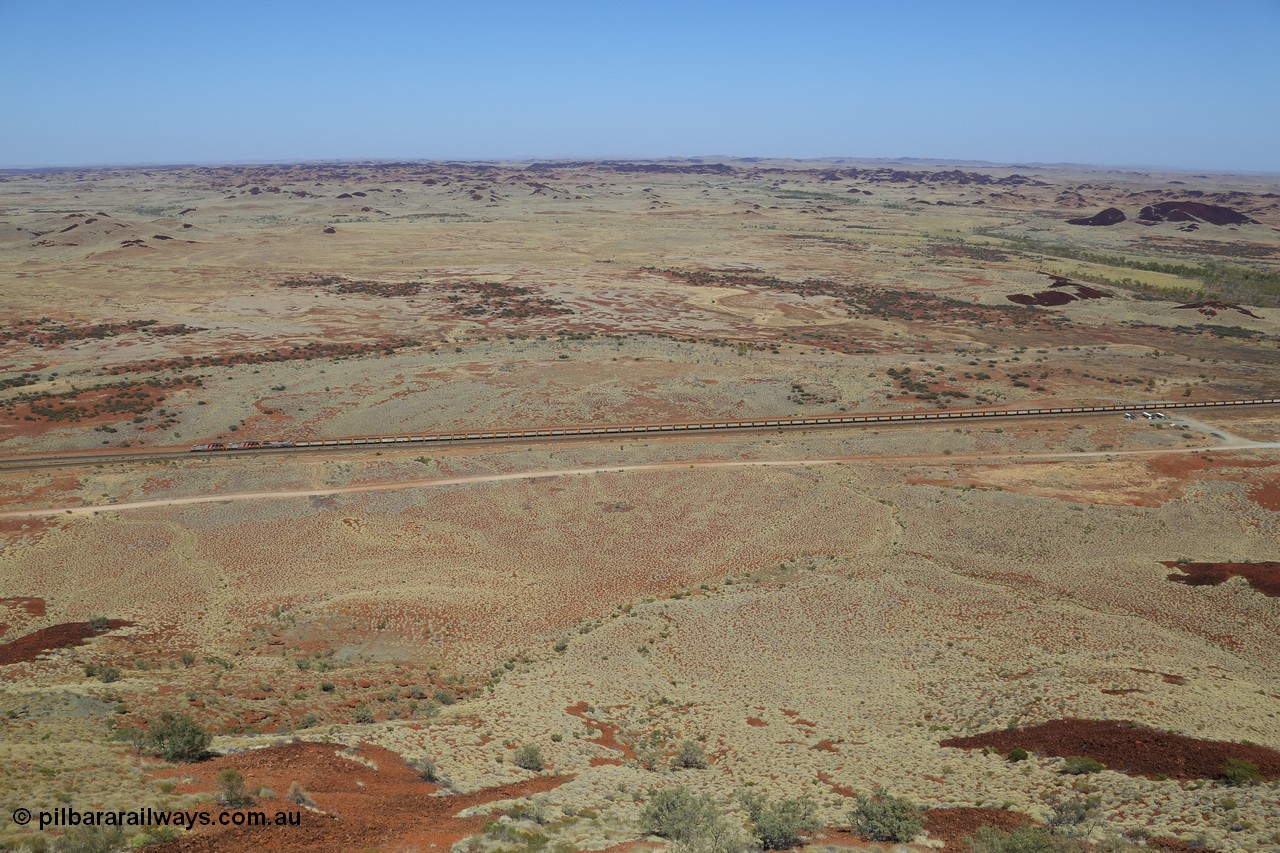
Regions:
[[1068, 207, 1126, 226]]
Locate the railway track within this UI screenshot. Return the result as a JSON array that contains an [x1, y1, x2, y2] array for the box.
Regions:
[[1, 397, 1277, 473]]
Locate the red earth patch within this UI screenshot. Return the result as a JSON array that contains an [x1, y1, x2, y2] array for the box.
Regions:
[[150, 742, 570, 852], [923, 807, 1037, 851], [940, 719, 1280, 781], [1131, 667, 1187, 685], [0, 597, 46, 617], [812, 808, 1037, 852], [1162, 561, 1280, 598], [1251, 479, 1280, 512], [1174, 301, 1262, 320], [566, 700, 636, 760], [1007, 290, 1075, 307], [0, 619, 132, 666]]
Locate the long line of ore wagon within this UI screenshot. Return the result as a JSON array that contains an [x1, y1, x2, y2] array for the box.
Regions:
[[189, 398, 1280, 452]]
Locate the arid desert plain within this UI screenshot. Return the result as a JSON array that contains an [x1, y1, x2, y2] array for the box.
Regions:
[[1, 158, 1278, 852]]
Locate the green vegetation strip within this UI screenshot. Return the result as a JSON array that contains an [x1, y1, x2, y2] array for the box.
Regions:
[[977, 234, 1280, 304]]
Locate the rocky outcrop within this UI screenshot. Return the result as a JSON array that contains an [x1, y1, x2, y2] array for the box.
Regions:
[[1137, 201, 1258, 226], [1068, 207, 1126, 226]]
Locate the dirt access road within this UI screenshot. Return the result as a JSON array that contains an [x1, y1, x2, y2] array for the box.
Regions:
[[3, 438, 1277, 520]]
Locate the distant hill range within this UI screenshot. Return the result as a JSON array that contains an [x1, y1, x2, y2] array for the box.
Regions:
[[1069, 201, 1259, 227]]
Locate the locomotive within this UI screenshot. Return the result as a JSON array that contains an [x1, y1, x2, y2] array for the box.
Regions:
[[191, 440, 295, 452]]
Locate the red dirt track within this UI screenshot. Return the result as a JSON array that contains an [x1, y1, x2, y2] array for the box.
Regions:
[[940, 719, 1280, 780], [0, 619, 132, 665], [151, 742, 570, 852]]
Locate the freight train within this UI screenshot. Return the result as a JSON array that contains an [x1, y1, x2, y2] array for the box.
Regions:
[[188, 397, 1280, 453], [190, 440, 295, 451]]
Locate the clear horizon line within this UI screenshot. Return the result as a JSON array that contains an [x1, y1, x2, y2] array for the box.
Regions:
[[2, 154, 1278, 177]]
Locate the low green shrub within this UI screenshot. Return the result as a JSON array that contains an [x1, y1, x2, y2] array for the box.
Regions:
[[286, 781, 314, 807], [412, 754, 440, 782], [57, 824, 125, 853], [144, 712, 211, 762], [672, 739, 708, 770], [965, 825, 1061, 852], [513, 743, 544, 771], [848, 786, 922, 843], [216, 769, 253, 807], [1060, 755, 1104, 775], [740, 791, 819, 849], [1047, 795, 1099, 830], [640, 786, 721, 841], [1222, 757, 1262, 786]]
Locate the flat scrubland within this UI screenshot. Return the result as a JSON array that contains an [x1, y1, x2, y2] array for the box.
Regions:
[[1, 159, 1278, 852]]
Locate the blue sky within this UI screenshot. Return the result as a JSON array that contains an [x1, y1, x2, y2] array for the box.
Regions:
[[2, 0, 1278, 170]]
